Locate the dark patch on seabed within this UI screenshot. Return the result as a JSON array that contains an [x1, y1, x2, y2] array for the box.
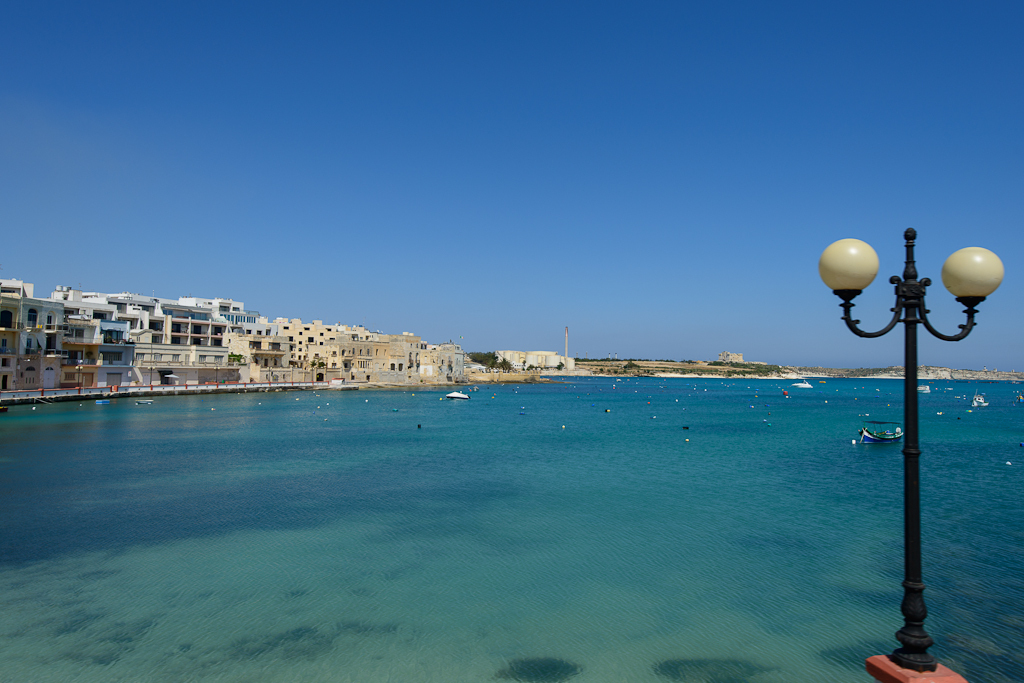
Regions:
[[496, 657, 582, 682], [226, 619, 400, 662], [53, 610, 107, 635], [652, 657, 769, 682], [59, 617, 157, 666]]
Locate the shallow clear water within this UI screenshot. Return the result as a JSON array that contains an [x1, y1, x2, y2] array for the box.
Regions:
[[1, 378, 1021, 682]]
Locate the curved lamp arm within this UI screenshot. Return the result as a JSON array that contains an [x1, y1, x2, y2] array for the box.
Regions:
[[834, 287, 903, 338], [919, 295, 984, 342]]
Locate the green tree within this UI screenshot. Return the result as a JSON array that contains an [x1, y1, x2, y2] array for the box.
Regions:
[[468, 351, 499, 367], [308, 357, 327, 381]]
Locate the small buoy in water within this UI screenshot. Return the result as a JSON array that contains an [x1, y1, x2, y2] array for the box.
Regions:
[[32, 407, 36, 410], [418, 424, 421, 429], [562, 425, 565, 429], [296, 398, 299, 400], [652, 416, 656, 419], [317, 406, 320, 409], [605, 409, 610, 412], [685, 438, 689, 442], [852, 440, 857, 445], [366, 399, 369, 402], [392, 408, 398, 412], [211, 408, 215, 411], [1007, 461, 1012, 464], [675, 399, 678, 402]]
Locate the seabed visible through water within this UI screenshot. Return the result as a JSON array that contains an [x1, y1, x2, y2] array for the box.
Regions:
[[1, 377, 1021, 682]]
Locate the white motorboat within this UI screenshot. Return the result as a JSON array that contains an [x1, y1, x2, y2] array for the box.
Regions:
[[792, 380, 813, 388], [972, 393, 988, 407], [445, 392, 470, 400], [136, 400, 154, 405], [917, 385, 931, 393]]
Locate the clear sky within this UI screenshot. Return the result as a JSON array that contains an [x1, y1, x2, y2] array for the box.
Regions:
[[2, 2, 1021, 369]]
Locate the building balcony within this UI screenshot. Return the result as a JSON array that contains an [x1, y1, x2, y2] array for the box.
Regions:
[[63, 339, 101, 347], [254, 348, 286, 355], [63, 358, 98, 367]]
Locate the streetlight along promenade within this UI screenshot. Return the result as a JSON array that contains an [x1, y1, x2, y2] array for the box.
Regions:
[[820, 229, 1003, 683]]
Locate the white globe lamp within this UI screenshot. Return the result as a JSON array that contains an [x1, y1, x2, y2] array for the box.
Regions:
[[819, 239, 880, 291], [941, 247, 1003, 298]]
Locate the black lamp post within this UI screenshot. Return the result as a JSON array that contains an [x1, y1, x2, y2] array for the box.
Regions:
[[819, 228, 1003, 672]]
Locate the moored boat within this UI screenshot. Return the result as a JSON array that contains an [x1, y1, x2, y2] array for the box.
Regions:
[[917, 385, 931, 393], [859, 421, 903, 443], [445, 391, 470, 400], [972, 393, 988, 407], [792, 380, 813, 388]]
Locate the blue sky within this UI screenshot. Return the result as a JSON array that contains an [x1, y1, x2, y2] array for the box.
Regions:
[[2, 2, 1021, 369]]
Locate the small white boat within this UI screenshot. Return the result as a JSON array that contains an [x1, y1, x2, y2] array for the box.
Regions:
[[792, 380, 813, 388], [917, 385, 931, 393], [445, 392, 470, 400], [136, 400, 154, 405], [972, 393, 988, 407]]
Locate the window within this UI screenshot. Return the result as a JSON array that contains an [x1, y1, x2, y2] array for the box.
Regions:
[[27, 309, 38, 326], [0, 310, 12, 327], [101, 352, 123, 363], [46, 313, 53, 325], [171, 354, 181, 362], [136, 354, 146, 361], [199, 355, 209, 362]]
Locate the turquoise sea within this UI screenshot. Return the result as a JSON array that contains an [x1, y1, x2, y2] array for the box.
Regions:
[[1, 378, 1022, 683]]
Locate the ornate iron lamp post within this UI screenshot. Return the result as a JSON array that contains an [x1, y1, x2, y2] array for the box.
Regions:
[[819, 228, 1003, 672]]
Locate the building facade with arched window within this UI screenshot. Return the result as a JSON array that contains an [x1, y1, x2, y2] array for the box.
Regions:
[[0, 279, 65, 391]]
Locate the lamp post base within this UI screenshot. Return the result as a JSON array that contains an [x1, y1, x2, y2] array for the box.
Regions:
[[866, 656, 968, 683]]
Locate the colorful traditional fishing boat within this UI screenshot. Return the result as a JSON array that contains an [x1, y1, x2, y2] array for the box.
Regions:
[[859, 421, 903, 443]]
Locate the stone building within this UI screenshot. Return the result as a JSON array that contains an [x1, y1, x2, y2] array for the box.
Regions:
[[225, 331, 292, 382], [273, 318, 464, 384], [1, 279, 65, 390]]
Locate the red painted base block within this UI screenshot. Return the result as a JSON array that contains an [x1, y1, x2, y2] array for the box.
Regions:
[[866, 655, 969, 683]]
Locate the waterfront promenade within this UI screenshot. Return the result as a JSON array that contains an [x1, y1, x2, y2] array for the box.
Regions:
[[0, 380, 337, 406]]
